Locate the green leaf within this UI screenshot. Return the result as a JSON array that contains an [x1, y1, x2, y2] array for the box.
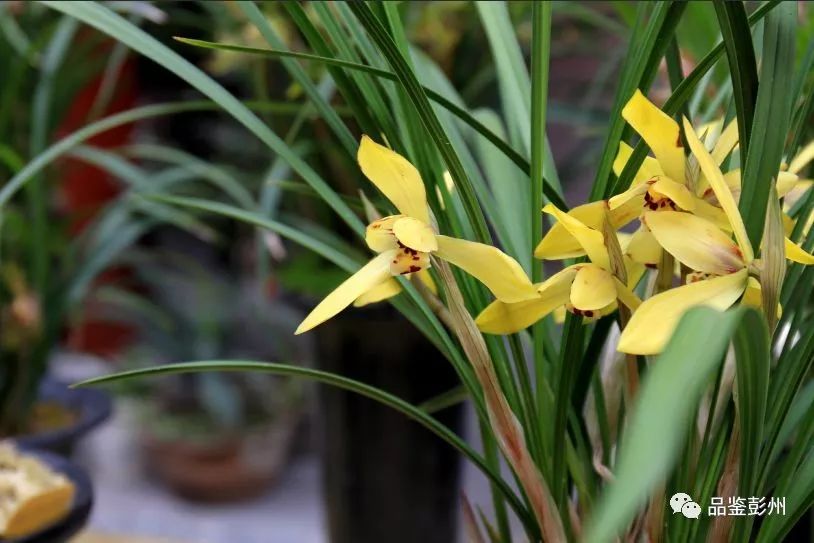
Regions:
[[147, 193, 492, 436], [584, 307, 766, 543], [608, 0, 780, 199], [310, 2, 400, 143], [281, 1, 378, 138], [787, 39, 814, 155], [145, 194, 361, 273], [235, 1, 357, 157], [760, 324, 814, 491], [42, 1, 364, 235], [590, 2, 670, 200], [418, 385, 468, 414], [552, 314, 585, 507], [756, 397, 814, 542], [731, 308, 770, 540], [348, 2, 491, 243], [530, 3, 554, 468], [738, 2, 796, 248], [475, 1, 562, 197], [118, 144, 255, 209], [0, 101, 292, 209], [74, 360, 531, 527], [28, 16, 78, 307], [530, 1, 552, 275], [172, 36, 567, 211], [713, 0, 758, 158]]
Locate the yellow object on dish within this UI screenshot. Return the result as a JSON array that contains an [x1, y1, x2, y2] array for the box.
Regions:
[[0, 443, 75, 538]]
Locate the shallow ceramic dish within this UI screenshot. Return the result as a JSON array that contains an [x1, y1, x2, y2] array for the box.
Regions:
[[2, 449, 93, 543]]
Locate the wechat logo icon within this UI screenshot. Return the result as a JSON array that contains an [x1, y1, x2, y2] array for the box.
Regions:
[[670, 493, 702, 519]]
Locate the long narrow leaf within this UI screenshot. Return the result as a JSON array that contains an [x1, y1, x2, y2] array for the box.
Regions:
[[585, 307, 764, 542], [731, 310, 770, 540], [43, 1, 364, 234], [609, 0, 780, 198], [173, 37, 567, 210], [713, 0, 758, 158], [73, 360, 531, 526], [737, 2, 796, 247]]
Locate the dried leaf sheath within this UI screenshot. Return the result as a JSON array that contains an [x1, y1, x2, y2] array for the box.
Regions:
[[433, 259, 565, 542]]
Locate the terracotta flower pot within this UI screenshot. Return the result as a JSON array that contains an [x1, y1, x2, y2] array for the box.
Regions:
[[139, 411, 300, 502]]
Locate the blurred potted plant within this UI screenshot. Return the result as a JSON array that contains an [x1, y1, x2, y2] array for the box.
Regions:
[[0, 6, 148, 453], [108, 251, 308, 501], [0, 204, 122, 454]]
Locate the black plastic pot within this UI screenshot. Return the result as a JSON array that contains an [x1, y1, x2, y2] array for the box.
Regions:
[[315, 304, 463, 543], [11, 378, 112, 456], [10, 448, 94, 543]]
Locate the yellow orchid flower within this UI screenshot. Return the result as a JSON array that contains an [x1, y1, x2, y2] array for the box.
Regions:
[[606, 91, 738, 268], [477, 204, 641, 335], [611, 92, 811, 270], [534, 199, 641, 260], [787, 140, 814, 179], [778, 140, 814, 235], [534, 92, 736, 269], [295, 136, 538, 334], [690, 135, 814, 258], [351, 269, 437, 307], [610, 90, 716, 214], [618, 118, 814, 355]]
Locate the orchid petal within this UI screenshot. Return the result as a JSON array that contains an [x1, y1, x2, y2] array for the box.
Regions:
[[476, 292, 570, 335], [783, 179, 813, 210], [477, 266, 578, 334], [652, 177, 696, 211], [623, 256, 647, 289], [296, 250, 397, 334], [535, 201, 638, 260], [622, 90, 685, 183], [683, 117, 754, 262], [392, 216, 438, 252], [570, 265, 616, 311], [542, 204, 610, 270], [613, 277, 642, 311], [354, 278, 402, 307], [785, 237, 814, 264], [358, 136, 430, 224], [613, 141, 665, 185], [710, 119, 739, 165], [626, 225, 662, 266], [610, 196, 646, 228], [537, 264, 581, 294], [789, 141, 814, 175], [776, 171, 802, 198], [435, 235, 537, 303], [617, 269, 748, 354], [365, 215, 402, 252], [476, 271, 575, 335], [608, 183, 648, 211], [741, 277, 762, 309], [643, 211, 744, 274], [416, 269, 438, 295], [695, 197, 735, 231]]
